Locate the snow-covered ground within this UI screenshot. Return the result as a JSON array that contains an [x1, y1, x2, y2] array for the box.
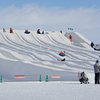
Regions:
[[0, 81, 100, 100]]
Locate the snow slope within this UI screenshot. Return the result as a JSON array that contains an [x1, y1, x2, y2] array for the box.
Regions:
[[0, 30, 100, 82]]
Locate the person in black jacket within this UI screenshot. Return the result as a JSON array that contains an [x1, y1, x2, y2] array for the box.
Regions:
[[57, 58, 65, 61], [91, 42, 94, 48], [61, 58, 65, 61]]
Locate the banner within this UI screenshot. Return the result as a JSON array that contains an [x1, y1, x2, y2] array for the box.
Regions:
[[52, 75, 60, 78], [15, 75, 25, 78]]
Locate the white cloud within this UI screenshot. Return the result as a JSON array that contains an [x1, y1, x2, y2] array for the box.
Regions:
[[0, 4, 100, 43]]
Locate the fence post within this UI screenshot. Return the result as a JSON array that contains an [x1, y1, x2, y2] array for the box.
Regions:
[[39, 75, 42, 82], [1, 76, 2, 83], [45, 75, 49, 82]]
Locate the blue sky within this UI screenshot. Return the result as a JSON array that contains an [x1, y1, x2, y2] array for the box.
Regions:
[[0, 0, 100, 8], [0, 0, 100, 43]]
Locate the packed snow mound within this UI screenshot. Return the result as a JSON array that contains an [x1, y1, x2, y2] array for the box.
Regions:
[[0, 29, 99, 82]]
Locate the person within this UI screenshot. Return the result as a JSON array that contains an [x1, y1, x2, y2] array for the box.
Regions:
[[24, 29, 30, 34], [91, 42, 94, 48], [37, 29, 41, 34], [94, 60, 100, 84], [59, 51, 66, 56], [60, 30, 62, 34], [42, 31, 44, 34], [57, 58, 65, 61], [61, 58, 65, 61], [25, 29, 28, 32], [3, 28, 6, 32], [69, 35, 72, 42], [10, 28, 13, 33], [77, 72, 89, 84]]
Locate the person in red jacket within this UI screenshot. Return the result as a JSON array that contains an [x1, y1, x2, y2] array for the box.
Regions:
[[10, 28, 13, 33], [37, 29, 41, 34], [69, 35, 72, 42]]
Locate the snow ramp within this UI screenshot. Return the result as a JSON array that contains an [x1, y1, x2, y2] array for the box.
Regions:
[[0, 30, 99, 82]]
